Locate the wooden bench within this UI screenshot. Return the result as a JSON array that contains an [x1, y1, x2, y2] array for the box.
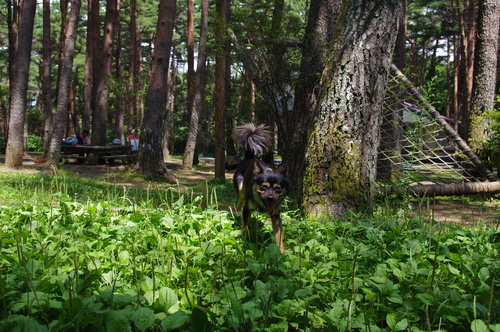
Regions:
[[100, 154, 136, 164], [61, 155, 88, 163]]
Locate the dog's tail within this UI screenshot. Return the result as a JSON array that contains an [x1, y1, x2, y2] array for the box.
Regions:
[[232, 123, 272, 159]]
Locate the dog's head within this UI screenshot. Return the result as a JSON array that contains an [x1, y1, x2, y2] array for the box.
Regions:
[[253, 161, 288, 216]]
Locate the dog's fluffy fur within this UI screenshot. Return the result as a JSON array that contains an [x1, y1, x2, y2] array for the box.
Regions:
[[232, 123, 288, 253]]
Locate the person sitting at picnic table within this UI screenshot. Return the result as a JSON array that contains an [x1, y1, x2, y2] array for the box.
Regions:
[[110, 138, 122, 145], [77, 130, 89, 145]]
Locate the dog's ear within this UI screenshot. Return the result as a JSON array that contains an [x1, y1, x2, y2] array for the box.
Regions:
[[252, 160, 266, 175], [276, 164, 288, 177]]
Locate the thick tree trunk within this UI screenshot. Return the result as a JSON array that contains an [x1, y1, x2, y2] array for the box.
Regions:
[[283, 0, 340, 194], [186, 0, 195, 120], [379, 181, 500, 197], [42, 0, 53, 158], [469, 0, 499, 153], [182, 0, 209, 170], [137, 0, 177, 181], [44, 0, 82, 172], [214, 0, 227, 179], [5, 0, 36, 167], [92, 0, 118, 146], [129, 0, 141, 130], [301, 0, 402, 219], [82, 0, 97, 138]]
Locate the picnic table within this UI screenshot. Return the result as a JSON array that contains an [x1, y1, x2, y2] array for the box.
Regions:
[[61, 145, 134, 165]]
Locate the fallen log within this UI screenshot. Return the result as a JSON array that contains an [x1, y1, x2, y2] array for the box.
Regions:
[[378, 181, 500, 197]]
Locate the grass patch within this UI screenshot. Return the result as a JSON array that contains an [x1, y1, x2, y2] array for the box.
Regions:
[[0, 172, 499, 331]]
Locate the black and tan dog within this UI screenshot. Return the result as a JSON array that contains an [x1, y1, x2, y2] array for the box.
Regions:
[[232, 123, 288, 253]]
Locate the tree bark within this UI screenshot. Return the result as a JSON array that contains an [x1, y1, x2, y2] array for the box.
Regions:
[[5, 0, 36, 167], [301, 0, 402, 219], [129, 0, 141, 130], [42, 0, 53, 158], [82, 0, 98, 138], [137, 0, 177, 181], [455, 0, 476, 139], [379, 181, 500, 197], [43, 0, 82, 172], [92, 0, 118, 146], [468, 0, 499, 153], [283, 0, 340, 194], [214, 0, 227, 179], [182, 0, 209, 170]]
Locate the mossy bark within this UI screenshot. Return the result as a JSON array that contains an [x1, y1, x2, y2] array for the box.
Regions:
[[301, 0, 402, 219]]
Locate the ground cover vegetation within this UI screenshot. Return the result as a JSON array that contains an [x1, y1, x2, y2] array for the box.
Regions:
[[1, 172, 499, 331]]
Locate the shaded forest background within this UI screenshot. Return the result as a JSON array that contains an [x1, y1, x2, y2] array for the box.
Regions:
[[0, 0, 499, 214]]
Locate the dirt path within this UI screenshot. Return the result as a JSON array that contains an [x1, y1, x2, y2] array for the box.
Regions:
[[1, 153, 499, 225]]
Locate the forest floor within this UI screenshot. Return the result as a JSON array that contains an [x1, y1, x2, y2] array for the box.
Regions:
[[0, 152, 499, 227]]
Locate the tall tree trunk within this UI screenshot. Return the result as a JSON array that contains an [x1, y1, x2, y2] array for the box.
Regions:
[[283, 0, 339, 194], [301, 0, 402, 219], [186, 0, 195, 119], [83, 0, 99, 139], [92, 0, 118, 146], [129, 0, 140, 130], [69, 71, 79, 135], [456, 0, 476, 139], [5, 0, 36, 167], [114, 0, 124, 143], [42, 0, 53, 158], [43, 0, 82, 172], [182, 0, 209, 170], [164, 53, 178, 160], [469, 0, 499, 153], [56, 0, 69, 94], [137, 0, 177, 180], [214, 0, 227, 179]]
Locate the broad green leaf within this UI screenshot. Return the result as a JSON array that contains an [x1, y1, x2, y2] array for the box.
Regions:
[[230, 297, 244, 323], [106, 310, 129, 332], [448, 265, 460, 275], [416, 293, 434, 305], [22, 318, 49, 332], [141, 276, 154, 292], [247, 258, 264, 275], [386, 313, 407, 331], [471, 319, 488, 332], [118, 251, 130, 265], [478, 267, 490, 282], [489, 323, 500, 332], [132, 307, 155, 332], [387, 294, 403, 304], [161, 311, 189, 331], [158, 287, 178, 313], [386, 313, 397, 330], [395, 318, 408, 330], [264, 244, 281, 265], [189, 308, 213, 331]]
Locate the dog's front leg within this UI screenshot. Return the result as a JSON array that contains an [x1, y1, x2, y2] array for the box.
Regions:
[[271, 214, 284, 253], [241, 204, 251, 233]]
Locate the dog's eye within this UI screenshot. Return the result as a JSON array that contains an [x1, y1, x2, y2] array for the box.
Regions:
[[260, 185, 268, 190]]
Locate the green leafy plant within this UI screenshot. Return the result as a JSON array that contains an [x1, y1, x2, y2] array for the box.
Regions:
[[0, 172, 499, 331]]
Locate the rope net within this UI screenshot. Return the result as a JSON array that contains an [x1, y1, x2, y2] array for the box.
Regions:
[[377, 67, 491, 189]]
